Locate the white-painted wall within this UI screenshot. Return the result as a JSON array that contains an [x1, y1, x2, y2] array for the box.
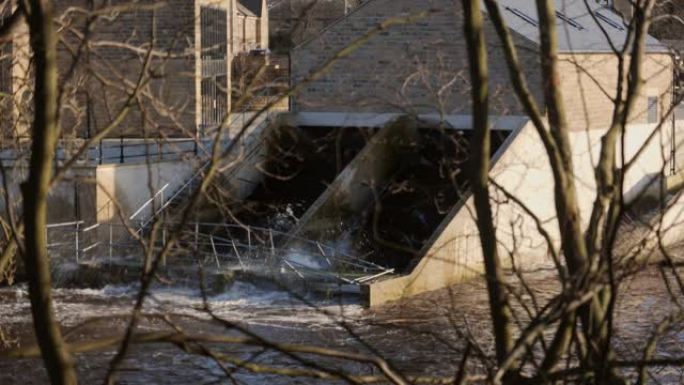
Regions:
[[95, 160, 196, 224]]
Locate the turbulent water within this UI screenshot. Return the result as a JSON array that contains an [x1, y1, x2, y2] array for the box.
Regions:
[[1, 268, 684, 384], [0, 281, 364, 328], [0, 280, 375, 384]]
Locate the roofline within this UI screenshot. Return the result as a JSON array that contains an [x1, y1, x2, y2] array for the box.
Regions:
[[290, 0, 673, 55], [288, 112, 528, 130], [557, 49, 673, 55]]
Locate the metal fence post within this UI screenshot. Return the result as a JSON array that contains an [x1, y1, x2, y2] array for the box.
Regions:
[[269, 229, 275, 264], [247, 226, 251, 255], [109, 221, 113, 263], [119, 135, 124, 164], [107, 202, 112, 263], [194, 222, 199, 253], [75, 222, 80, 263]]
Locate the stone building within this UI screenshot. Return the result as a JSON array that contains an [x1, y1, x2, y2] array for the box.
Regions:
[[0, 0, 269, 139], [292, 0, 672, 131], [268, 0, 365, 51], [289, 0, 679, 304]]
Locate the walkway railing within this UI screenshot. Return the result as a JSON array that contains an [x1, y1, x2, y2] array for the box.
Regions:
[[0, 138, 228, 165], [46, 220, 394, 286]]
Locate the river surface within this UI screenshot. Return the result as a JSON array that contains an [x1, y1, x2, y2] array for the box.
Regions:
[[1, 267, 683, 384]]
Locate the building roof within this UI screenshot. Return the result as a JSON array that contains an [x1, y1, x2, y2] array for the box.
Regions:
[[239, 0, 263, 16], [489, 0, 668, 53]]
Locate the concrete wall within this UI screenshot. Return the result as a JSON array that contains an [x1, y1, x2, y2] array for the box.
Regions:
[[368, 118, 677, 305], [0, 164, 97, 225], [95, 160, 196, 224]]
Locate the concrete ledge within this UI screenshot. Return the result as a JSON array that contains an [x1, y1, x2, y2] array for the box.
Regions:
[[290, 112, 527, 130]]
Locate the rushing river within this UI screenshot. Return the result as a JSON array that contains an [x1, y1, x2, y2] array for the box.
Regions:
[[1, 267, 683, 384]]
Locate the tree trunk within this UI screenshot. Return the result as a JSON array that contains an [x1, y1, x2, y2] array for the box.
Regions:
[[23, 0, 78, 384], [461, 0, 515, 371]]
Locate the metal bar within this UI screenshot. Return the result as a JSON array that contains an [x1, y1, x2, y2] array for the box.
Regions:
[[81, 242, 101, 254], [283, 260, 305, 279], [129, 183, 170, 220], [247, 226, 252, 253], [269, 229, 275, 261], [195, 222, 199, 252], [75, 222, 80, 263], [316, 242, 333, 267], [354, 269, 395, 284], [231, 240, 245, 270], [119, 135, 124, 164], [109, 218, 113, 263], [46, 220, 85, 229], [47, 242, 73, 248], [210, 235, 220, 268], [82, 223, 100, 232]]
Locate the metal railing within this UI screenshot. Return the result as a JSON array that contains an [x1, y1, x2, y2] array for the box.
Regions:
[[129, 183, 170, 231], [0, 138, 227, 165], [46, 220, 394, 286], [47, 220, 101, 263]]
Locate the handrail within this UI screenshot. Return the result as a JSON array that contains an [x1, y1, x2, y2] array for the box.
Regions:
[[158, 159, 211, 212], [134, 158, 212, 233], [123, 114, 267, 234], [46, 220, 84, 229], [129, 183, 170, 221]]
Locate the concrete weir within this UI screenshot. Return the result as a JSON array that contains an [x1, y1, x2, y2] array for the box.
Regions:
[[361, 116, 681, 306], [276, 113, 517, 298], [213, 112, 679, 305], [284, 116, 418, 252]]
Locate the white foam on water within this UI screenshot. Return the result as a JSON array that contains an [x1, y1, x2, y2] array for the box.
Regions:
[[0, 281, 365, 328]]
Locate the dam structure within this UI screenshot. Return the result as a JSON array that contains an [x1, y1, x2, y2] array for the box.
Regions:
[[14, 0, 684, 305]]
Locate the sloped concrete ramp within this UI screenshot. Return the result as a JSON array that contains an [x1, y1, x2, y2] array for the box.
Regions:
[[365, 117, 680, 306], [284, 116, 418, 251]]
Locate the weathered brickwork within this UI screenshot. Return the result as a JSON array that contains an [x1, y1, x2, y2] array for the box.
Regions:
[[558, 53, 673, 130], [2, 0, 267, 139], [291, 0, 544, 116], [291, 0, 674, 131]]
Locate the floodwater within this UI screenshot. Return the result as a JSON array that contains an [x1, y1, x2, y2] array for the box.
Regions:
[[1, 267, 684, 384]]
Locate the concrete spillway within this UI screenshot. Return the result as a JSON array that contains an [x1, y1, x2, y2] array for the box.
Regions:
[[215, 124, 371, 232], [210, 112, 679, 306], [284, 116, 511, 273], [210, 114, 520, 298]]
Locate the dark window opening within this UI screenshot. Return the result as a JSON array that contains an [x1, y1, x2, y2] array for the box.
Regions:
[[648, 96, 659, 124]]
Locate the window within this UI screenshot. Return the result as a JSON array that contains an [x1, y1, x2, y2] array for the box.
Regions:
[[647, 96, 659, 124]]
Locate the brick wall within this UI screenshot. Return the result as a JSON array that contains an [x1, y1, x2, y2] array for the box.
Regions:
[[291, 0, 673, 132], [291, 0, 544, 116], [558, 52, 673, 131], [4, 0, 267, 139], [55, 0, 199, 138]]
